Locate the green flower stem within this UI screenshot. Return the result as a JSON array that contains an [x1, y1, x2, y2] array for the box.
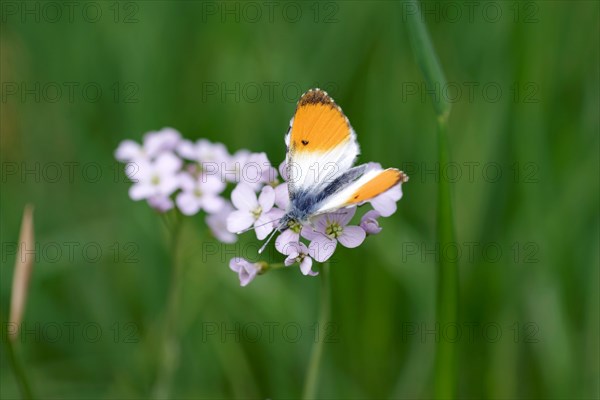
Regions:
[[263, 262, 285, 272], [405, 1, 458, 398], [302, 262, 330, 400], [152, 211, 184, 399], [2, 319, 35, 399]]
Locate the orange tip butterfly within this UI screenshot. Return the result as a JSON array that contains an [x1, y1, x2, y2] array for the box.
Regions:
[[259, 88, 408, 253]]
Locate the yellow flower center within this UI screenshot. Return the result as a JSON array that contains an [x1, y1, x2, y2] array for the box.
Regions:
[[251, 206, 262, 219], [325, 222, 343, 239], [288, 219, 302, 233]]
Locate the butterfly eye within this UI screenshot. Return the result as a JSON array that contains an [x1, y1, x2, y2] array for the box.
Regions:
[[301, 140, 309, 146]]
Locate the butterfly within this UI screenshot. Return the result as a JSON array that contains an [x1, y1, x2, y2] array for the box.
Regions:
[[258, 88, 408, 253]]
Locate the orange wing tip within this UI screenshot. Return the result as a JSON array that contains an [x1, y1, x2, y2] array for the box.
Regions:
[[379, 168, 409, 186], [345, 168, 406, 204]]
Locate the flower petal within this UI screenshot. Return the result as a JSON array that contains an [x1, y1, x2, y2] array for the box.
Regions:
[[147, 196, 174, 212], [308, 236, 337, 262], [285, 246, 300, 261], [275, 229, 300, 254], [300, 256, 317, 276], [370, 194, 397, 217], [202, 195, 225, 214], [363, 210, 381, 220], [129, 183, 155, 200], [266, 208, 285, 225], [155, 152, 182, 174], [229, 257, 246, 273], [126, 160, 152, 182], [144, 127, 181, 158], [313, 214, 329, 231], [227, 150, 251, 182], [206, 203, 237, 244], [369, 184, 402, 217], [197, 139, 229, 162], [261, 166, 278, 184], [176, 192, 201, 215], [388, 184, 403, 201], [176, 139, 197, 160], [302, 215, 327, 239], [338, 225, 366, 248], [200, 174, 226, 194], [336, 207, 356, 226], [274, 183, 290, 210], [254, 213, 274, 240], [248, 152, 273, 183], [258, 185, 275, 212], [301, 225, 319, 241], [284, 255, 296, 266], [231, 183, 258, 211], [297, 242, 310, 254], [115, 140, 142, 162], [158, 174, 180, 197], [178, 172, 196, 191], [239, 263, 259, 287], [229, 258, 258, 286], [227, 210, 254, 233], [284, 241, 302, 258], [360, 210, 382, 235], [366, 162, 383, 172]]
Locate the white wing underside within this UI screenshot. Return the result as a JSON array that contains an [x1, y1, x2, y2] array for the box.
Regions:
[[313, 168, 386, 214], [285, 120, 360, 195]]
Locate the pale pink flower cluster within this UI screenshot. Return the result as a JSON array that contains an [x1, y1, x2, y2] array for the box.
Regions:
[[115, 128, 406, 287], [115, 127, 278, 244]]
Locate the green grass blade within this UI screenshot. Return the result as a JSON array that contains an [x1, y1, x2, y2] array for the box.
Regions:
[[405, 0, 451, 122], [405, 1, 458, 398]]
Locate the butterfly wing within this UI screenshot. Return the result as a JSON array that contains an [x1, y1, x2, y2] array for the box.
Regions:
[[285, 89, 359, 197], [314, 167, 408, 214]]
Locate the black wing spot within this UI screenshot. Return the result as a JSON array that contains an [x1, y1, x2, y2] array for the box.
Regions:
[[301, 140, 309, 146], [353, 195, 359, 199]]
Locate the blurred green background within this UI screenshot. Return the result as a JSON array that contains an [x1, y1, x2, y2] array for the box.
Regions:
[[1, 1, 599, 399]]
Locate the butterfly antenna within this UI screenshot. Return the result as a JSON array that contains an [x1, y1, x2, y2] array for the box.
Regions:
[[236, 216, 284, 235], [258, 217, 288, 254]]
